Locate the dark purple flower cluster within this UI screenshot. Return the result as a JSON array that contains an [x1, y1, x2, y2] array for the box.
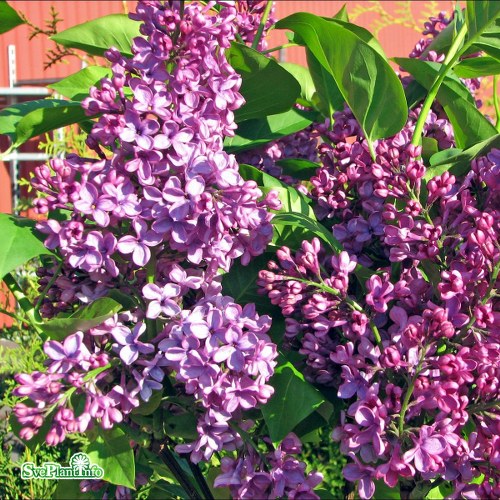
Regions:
[[214, 433, 323, 499], [259, 139, 500, 497], [16, 0, 280, 467]]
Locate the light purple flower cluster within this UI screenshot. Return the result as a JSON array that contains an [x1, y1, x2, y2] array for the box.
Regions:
[[16, 0, 280, 468], [214, 432, 323, 499], [158, 295, 277, 462]]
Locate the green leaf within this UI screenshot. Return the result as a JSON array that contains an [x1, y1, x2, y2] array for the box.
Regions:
[[332, 4, 349, 22], [325, 17, 386, 58], [0, 214, 53, 279], [0, 99, 68, 137], [222, 252, 280, 315], [275, 158, 320, 180], [465, 1, 500, 59], [227, 42, 301, 122], [51, 14, 142, 57], [87, 427, 135, 489], [48, 66, 111, 100], [224, 108, 316, 153], [306, 48, 344, 119], [238, 163, 283, 188], [272, 212, 342, 252], [0, 1, 25, 34], [454, 56, 500, 78], [261, 359, 324, 444], [374, 479, 400, 499], [277, 13, 407, 142], [279, 62, 317, 106], [395, 58, 497, 148], [424, 480, 453, 499], [131, 389, 163, 415], [426, 134, 500, 180], [13, 101, 90, 148], [421, 137, 439, 165], [40, 297, 122, 340]]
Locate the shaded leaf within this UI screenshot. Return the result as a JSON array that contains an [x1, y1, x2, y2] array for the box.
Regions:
[[87, 427, 135, 489], [306, 48, 344, 119], [279, 62, 316, 106], [0, 214, 53, 279], [275, 158, 320, 180], [222, 252, 280, 315], [13, 101, 90, 148], [465, 1, 500, 59], [272, 212, 342, 252], [51, 14, 142, 57], [41, 297, 122, 340], [0, 99, 67, 137], [227, 42, 301, 122], [261, 359, 324, 444], [454, 56, 500, 78], [238, 163, 283, 188], [131, 389, 163, 416], [404, 79, 427, 109], [224, 109, 316, 153], [422, 137, 439, 165]]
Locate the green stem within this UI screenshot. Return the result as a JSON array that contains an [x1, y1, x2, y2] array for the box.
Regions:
[[494, 75, 500, 132], [367, 139, 377, 163], [251, 1, 273, 50], [410, 22, 468, 148], [34, 260, 63, 314], [2, 273, 42, 332], [398, 348, 426, 436], [260, 42, 298, 55]]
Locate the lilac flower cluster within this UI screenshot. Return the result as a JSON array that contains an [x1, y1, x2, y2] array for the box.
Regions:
[[259, 143, 500, 498], [215, 433, 323, 499], [16, 0, 280, 471], [220, 0, 276, 51]]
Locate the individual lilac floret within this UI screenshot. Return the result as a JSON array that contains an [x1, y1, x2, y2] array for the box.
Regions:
[[142, 283, 181, 319]]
